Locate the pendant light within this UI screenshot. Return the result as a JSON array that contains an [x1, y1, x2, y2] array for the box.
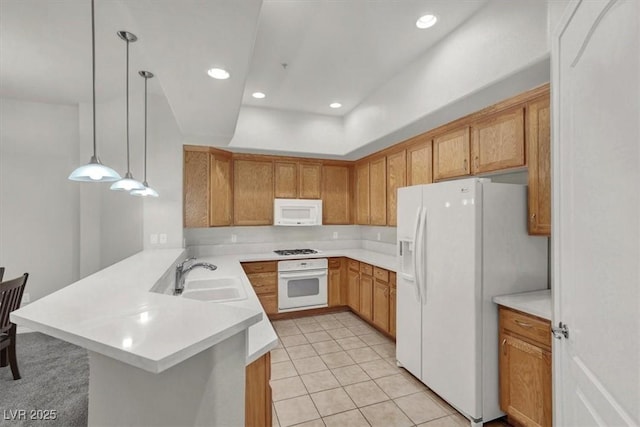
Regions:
[[68, 0, 121, 182], [130, 71, 159, 197], [110, 31, 145, 191]]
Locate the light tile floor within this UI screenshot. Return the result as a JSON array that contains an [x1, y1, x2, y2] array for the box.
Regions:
[[270, 312, 511, 427]]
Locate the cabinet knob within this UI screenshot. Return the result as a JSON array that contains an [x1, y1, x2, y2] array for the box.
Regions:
[[463, 159, 468, 171], [530, 213, 536, 223], [502, 338, 507, 356], [474, 156, 479, 171]]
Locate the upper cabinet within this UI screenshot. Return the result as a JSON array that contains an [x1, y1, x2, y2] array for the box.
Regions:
[[471, 107, 525, 174], [274, 161, 322, 200], [406, 137, 433, 186], [386, 150, 406, 226], [210, 150, 233, 226], [355, 162, 370, 225], [369, 157, 387, 226], [299, 163, 322, 199], [322, 164, 351, 225], [433, 127, 471, 181], [233, 158, 274, 226], [527, 96, 551, 236], [184, 148, 210, 228]]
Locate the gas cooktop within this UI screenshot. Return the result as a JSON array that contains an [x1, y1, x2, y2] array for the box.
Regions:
[[273, 249, 318, 256]]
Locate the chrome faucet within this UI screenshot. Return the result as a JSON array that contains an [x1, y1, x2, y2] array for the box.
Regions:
[[174, 257, 217, 295]]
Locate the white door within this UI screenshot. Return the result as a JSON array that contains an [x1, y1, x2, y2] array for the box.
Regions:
[[552, 1, 639, 425], [396, 185, 424, 378]]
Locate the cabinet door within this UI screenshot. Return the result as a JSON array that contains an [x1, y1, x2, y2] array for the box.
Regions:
[[233, 159, 274, 225], [274, 161, 297, 199], [184, 149, 209, 228], [328, 258, 343, 307], [433, 127, 471, 180], [471, 107, 525, 174], [386, 150, 406, 227], [407, 139, 433, 186], [527, 97, 551, 236], [372, 280, 389, 332], [322, 165, 350, 225], [369, 157, 387, 225], [347, 269, 360, 312], [355, 162, 370, 224], [210, 153, 232, 226], [299, 163, 322, 199], [389, 287, 396, 338], [245, 352, 272, 427], [359, 274, 373, 321], [500, 332, 552, 427]]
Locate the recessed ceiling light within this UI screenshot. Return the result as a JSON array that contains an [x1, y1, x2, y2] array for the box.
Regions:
[[416, 14, 438, 29], [329, 102, 342, 109], [207, 68, 230, 80], [252, 92, 266, 99]]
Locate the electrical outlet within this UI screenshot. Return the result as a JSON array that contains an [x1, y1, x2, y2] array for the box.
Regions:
[[332, 232, 338, 239], [159, 233, 167, 244], [150, 234, 158, 245], [231, 234, 237, 243], [377, 232, 381, 241], [22, 292, 30, 305]]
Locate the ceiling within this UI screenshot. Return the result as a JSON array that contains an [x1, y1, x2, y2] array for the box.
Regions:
[[0, 0, 489, 146]]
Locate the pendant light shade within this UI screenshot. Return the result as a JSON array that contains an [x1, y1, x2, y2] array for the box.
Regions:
[[131, 70, 159, 198], [111, 31, 144, 192], [68, 0, 121, 183]]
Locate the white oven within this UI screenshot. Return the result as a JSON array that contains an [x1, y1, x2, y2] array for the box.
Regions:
[[277, 258, 328, 312]]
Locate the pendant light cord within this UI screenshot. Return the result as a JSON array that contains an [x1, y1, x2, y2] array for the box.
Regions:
[[91, 0, 97, 158], [125, 38, 131, 174], [143, 76, 148, 182]]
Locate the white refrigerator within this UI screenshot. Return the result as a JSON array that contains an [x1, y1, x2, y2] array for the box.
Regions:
[[396, 178, 548, 425]]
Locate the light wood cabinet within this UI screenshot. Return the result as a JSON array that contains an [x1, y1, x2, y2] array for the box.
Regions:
[[245, 352, 271, 427], [242, 261, 278, 316], [499, 306, 552, 427], [299, 163, 322, 199], [183, 148, 210, 228], [355, 162, 370, 224], [406, 137, 433, 186], [234, 159, 274, 226], [321, 165, 351, 225], [433, 127, 471, 181], [527, 96, 551, 236], [274, 161, 298, 199], [471, 107, 525, 174], [359, 274, 373, 321], [328, 258, 345, 307], [373, 267, 390, 332], [210, 151, 233, 226], [369, 157, 387, 225], [347, 268, 360, 312], [389, 272, 396, 338], [386, 150, 406, 226]]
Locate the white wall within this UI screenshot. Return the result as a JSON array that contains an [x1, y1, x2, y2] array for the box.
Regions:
[[0, 98, 80, 300]]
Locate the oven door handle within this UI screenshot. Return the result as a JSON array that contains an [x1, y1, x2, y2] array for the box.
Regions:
[[279, 270, 327, 279]]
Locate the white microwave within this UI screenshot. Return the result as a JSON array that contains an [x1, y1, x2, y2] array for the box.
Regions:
[[274, 199, 322, 226]]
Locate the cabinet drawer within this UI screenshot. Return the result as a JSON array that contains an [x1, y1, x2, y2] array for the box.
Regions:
[[242, 261, 277, 274], [348, 259, 360, 271], [247, 272, 277, 295], [360, 263, 373, 276], [329, 258, 342, 269], [373, 267, 389, 282], [500, 307, 551, 348]]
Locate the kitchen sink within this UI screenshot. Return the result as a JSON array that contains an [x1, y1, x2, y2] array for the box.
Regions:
[[181, 277, 247, 302]]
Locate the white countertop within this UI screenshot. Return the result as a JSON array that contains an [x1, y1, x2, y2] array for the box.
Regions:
[[493, 289, 552, 320], [11, 246, 396, 374], [11, 249, 263, 373]]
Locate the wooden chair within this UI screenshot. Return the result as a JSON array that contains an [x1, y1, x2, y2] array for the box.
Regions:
[[0, 273, 29, 380]]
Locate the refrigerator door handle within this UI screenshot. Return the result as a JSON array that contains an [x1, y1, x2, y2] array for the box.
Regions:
[[420, 208, 428, 305], [416, 207, 427, 305], [411, 207, 422, 300]]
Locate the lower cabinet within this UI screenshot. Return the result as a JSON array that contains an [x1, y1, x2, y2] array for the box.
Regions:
[[245, 352, 272, 427], [347, 262, 360, 312], [372, 267, 390, 331], [499, 306, 552, 427], [242, 261, 278, 316], [328, 258, 345, 306]]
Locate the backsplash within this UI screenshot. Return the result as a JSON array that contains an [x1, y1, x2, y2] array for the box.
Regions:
[[185, 225, 397, 257]]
